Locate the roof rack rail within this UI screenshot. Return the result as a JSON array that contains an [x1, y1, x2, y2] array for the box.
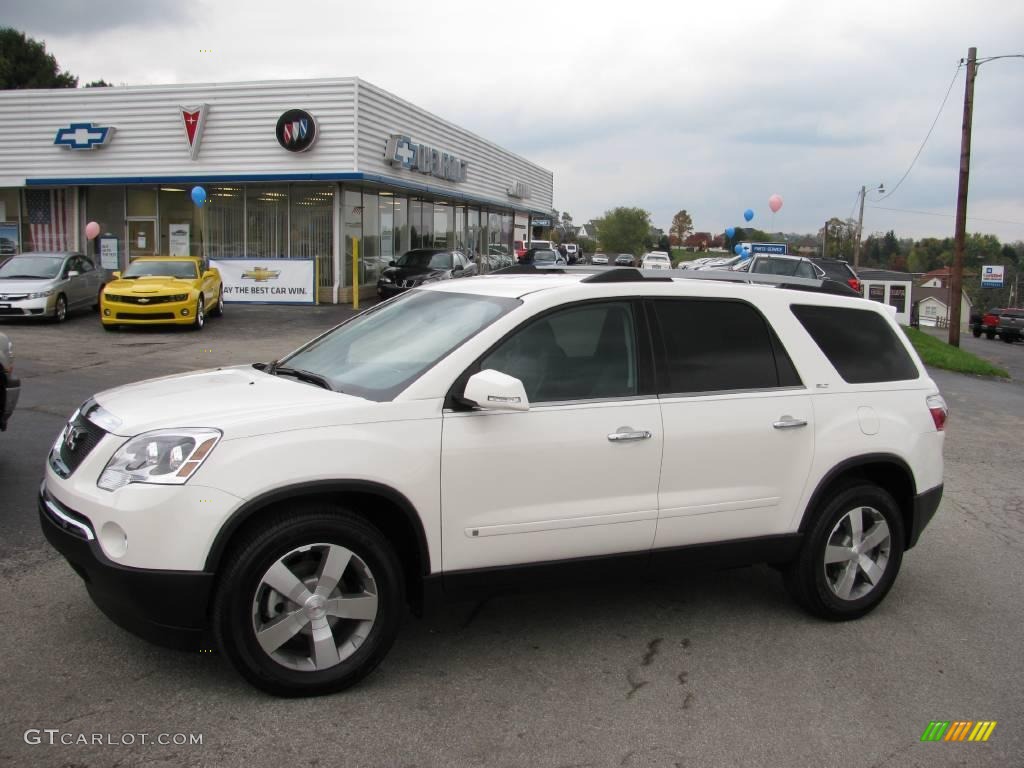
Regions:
[[488, 265, 858, 296]]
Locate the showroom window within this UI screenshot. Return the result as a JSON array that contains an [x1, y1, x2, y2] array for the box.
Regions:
[[362, 190, 381, 284], [246, 185, 288, 258], [158, 187, 197, 257], [343, 188, 362, 289], [84, 186, 125, 268], [481, 302, 638, 403], [291, 184, 334, 287], [23, 188, 75, 252], [652, 299, 801, 394], [409, 198, 423, 248], [205, 186, 245, 259]]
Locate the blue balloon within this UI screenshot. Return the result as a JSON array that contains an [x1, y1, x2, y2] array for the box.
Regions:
[[743, 208, 754, 222], [734, 244, 743, 255], [725, 226, 736, 238], [191, 186, 207, 207]]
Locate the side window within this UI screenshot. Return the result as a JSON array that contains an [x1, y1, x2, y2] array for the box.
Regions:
[[480, 302, 637, 403], [791, 304, 919, 383], [796, 262, 816, 279], [77, 256, 94, 272], [652, 299, 801, 394]]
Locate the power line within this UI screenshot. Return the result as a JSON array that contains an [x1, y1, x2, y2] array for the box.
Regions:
[[867, 204, 1024, 228], [874, 63, 963, 203]]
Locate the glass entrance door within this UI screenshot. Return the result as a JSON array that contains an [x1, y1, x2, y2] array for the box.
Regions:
[[127, 219, 157, 261]]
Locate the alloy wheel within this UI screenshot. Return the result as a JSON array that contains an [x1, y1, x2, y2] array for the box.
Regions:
[[55, 295, 67, 322], [823, 506, 891, 601], [251, 543, 379, 672]]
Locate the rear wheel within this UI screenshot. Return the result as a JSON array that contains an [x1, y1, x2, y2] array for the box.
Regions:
[[211, 288, 224, 318], [213, 506, 404, 697], [784, 483, 904, 621], [972, 328, 981, 338], [986, 330, 995, 339], [1002, 333, 1014, 344]]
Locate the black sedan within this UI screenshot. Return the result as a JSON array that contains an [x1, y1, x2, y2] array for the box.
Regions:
[[377, 249, 478, 299], [615, 253, 635, 266]]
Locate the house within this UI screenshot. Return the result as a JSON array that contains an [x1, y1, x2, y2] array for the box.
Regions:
[[683, 232, 713, 249], [857, 268, 914, 326], [920, 266, 954, 288], [576, 223, 598, 240], [911, 285, 973, 329]]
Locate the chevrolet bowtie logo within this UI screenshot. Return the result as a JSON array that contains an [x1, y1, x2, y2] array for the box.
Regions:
[[241, 267, 281, 282], [54, 123, 115, 150]]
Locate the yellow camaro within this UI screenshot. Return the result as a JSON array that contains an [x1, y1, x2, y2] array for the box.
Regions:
[[100, 256, 223, 331]]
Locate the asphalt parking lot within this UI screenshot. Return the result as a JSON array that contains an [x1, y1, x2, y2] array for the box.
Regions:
[[1, 307, 1022, 768]]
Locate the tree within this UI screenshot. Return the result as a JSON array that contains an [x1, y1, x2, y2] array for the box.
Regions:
[[670, 210, 694, 241], [657, 235, 672, 253], [0, 28, 78, 89], [556, 211, 575, 242], [596, 207, 651, 257], [85, 79, 111, 87]]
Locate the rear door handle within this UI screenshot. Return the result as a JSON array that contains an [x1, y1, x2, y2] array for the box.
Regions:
[[607, 428, 653, 442], [773, 416, 808, 430]]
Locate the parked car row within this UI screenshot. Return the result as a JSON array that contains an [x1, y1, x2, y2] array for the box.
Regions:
[[0, 331, 17, 432], [0, 252, 225, 331], [971, 307, 1024, 343]]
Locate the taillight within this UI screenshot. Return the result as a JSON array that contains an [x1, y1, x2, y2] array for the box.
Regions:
[[927, 394, 948, 431], [848, 277, 861, 292]]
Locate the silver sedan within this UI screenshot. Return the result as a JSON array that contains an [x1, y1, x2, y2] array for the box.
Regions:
[[0, 252, 103, 322]]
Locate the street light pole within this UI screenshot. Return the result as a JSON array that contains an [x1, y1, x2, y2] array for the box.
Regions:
[[948, 46, 978, 348]]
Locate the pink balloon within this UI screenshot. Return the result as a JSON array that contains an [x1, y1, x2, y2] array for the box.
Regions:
[[768, 194, 783, 213], [85, 221, 100, 240]]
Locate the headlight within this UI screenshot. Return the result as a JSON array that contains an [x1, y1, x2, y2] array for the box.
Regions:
[[98, 428, 222, 491], [170, 293, 188, 301], [379, 275, 393, 284], [29, 289, 55, 299]]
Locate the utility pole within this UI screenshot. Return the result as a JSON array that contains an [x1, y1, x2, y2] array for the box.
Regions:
[[948, 46, 977, 347], [854, 186, 866, 267], [822, 220, 828, 258]]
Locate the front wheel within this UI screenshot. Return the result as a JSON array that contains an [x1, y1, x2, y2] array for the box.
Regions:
[[212, 507, 405, 697], [191, 295, 205, 330], [784, 484, 904, 621], [986, 331, 995, 339], [1002, 333, 1014, 344], [972, 328, 981, 338], [53, 294, 68, 323]]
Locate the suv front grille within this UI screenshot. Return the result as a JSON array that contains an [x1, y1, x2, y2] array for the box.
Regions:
[[107, 294, 183, 305], [50, 410, 107, 478]]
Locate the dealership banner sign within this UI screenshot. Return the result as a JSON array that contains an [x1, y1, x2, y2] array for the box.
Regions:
[[981, 265, 1004, 288], [211, 259, 315, 304]]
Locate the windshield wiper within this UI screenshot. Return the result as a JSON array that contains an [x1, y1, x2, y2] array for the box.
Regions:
[[268, 364, 334, 391]]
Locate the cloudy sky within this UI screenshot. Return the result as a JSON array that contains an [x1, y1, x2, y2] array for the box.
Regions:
[[8, 0, 1024, 241]]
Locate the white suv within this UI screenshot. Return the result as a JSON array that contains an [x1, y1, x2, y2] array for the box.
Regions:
[[41, 266, 946, 696]]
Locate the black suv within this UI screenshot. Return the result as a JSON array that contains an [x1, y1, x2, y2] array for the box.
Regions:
[[811, 258, 861, 293]]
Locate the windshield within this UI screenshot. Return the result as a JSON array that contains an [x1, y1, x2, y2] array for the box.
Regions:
[[122, 260, 198, 279], [396, 250, 451, 270], [645, 255, 670, 262], [281, 290, 520, 401], [0, 255, 64, 279], [532, 250, 560, 263]]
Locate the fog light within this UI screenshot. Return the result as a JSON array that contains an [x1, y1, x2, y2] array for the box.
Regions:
[[99, 521, 128, 558], [103, 308, 111, 316], [181, 308, 190, 316]]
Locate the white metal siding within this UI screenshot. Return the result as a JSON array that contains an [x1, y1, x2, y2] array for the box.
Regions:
[[354, 80, 553, 213], [0, 78, 358, 185]]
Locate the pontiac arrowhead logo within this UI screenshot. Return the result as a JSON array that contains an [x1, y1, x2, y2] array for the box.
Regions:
[[180, 104, 208, 159], [54, 122, 115, 150]]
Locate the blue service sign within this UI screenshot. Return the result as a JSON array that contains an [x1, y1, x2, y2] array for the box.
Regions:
[[750, 243, 788, 255], [532, 219, 551, 227]]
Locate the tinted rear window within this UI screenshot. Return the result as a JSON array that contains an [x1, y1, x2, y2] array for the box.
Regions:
[[791, 305, 919, 383]]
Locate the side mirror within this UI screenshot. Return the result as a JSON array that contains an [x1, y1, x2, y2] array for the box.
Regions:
[[203, 270, 215, 279], [463, 369, 530, 412], [67, 270, 80, 278], [388, 260, 396, 267], [112, 271, 121, 279], [452, 263, 464, 272]]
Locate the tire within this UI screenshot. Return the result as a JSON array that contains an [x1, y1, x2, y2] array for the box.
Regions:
[[212, 506, 405, 697], [102, 323, 117, 332], [972, 328, 981, 338], [986, 331, 995, 340], [784, 483, 904, 621], [210, 288, 224, 318], [191, 295, 205, 330], [1002, 333, 1014, 344], [52, 294, 68, 323]]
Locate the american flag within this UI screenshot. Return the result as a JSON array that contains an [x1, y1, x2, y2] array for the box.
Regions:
[[27, 189, 69, 251]]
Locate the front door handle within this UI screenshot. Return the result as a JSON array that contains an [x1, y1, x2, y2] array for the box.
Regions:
[[773, 416, 808, 430], [607, 428, 653, 442]]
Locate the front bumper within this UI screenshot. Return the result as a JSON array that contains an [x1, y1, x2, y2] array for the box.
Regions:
[[101, 295, 195, 325], [906, 483, 943, 550], [377, 282, 410, 298], [0, 295, 54, 318], [2, 372, 18, 429], [39, 486, 213, 650]]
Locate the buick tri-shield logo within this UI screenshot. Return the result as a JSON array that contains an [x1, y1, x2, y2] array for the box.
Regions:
[[276, 109, 317, 152]]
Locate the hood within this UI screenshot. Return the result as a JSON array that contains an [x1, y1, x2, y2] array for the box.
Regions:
[[104, 276, 196, 294], [381, 265, 447, 282], [93, 365, 374, 438], [0, 276, 59, 292]]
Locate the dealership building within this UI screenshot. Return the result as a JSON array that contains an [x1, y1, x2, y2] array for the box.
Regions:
[[0, 78, 554, 303]]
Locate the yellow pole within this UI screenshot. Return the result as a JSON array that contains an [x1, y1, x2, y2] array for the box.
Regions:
[[314, 257, 319, 305], [352, 239, 359, 310]]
